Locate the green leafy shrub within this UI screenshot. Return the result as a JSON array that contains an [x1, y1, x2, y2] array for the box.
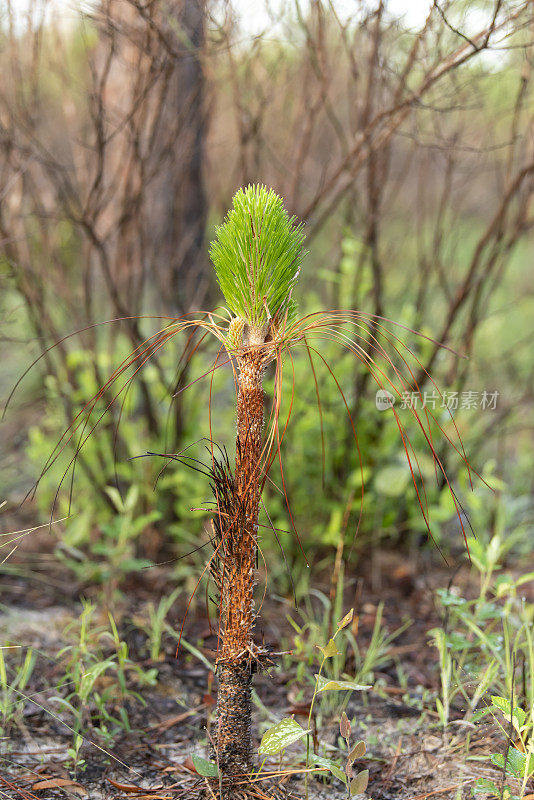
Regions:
[[25, 340, 216, 583]]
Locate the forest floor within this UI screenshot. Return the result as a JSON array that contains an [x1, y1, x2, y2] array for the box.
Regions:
[[0, 523, 523, 800]]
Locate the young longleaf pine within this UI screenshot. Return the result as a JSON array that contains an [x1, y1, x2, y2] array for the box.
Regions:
[[207, 186, 308, 788], [17, 184, 475, 799]]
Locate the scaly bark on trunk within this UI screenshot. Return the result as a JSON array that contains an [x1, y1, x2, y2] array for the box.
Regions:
[[214, 349, 265, 781]]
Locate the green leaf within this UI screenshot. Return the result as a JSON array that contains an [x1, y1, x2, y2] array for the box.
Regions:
[[350, 769, 369, 795], [349, 740, 366, 761], [490, 695, 526, 732], [318, 639, 341, 658], [348, 468, 372, 490], [490, 747, 534, 780], [312, 755, 347, 784], [192, 754, 219, 777], [373, 465, 410, 498], [79, 660, 115, 703], [435, 589, 466, 608], [258, 718, 309, 755], [315, 675, 371, 693], [471, 777, 500, 795], [466, 537, 489, 572], [482, 475, 507, 492], [104, 486, 126, 513]]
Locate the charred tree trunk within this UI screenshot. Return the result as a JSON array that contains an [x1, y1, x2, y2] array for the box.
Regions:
[[214, 350, 265, 782], [168, 0, 208, 310], [151, 0, 209, 315]]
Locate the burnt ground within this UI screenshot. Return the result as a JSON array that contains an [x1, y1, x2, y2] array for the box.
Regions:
[[0, 529, 529, 800]]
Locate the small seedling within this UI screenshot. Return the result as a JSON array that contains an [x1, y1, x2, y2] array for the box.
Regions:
[[431, 530, 533, 732], [338, 712, 369, 798], [53, 603, 157, 755], [471, 694, 534, 800], [304, 608, 369, 794], [0, 646, 35, 735], [257, 610, 370, 796], [140, 587, 182, 662], [66, 734, 85, 773]]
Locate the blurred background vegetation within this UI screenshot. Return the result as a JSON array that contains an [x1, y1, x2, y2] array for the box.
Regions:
[[1, 0, 533, 596]]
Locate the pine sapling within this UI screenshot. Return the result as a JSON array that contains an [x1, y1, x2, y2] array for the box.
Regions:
[[208, 186, 305, 784]]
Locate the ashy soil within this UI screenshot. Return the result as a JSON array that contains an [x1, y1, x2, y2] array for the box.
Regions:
[[0, 539, 520, 800]]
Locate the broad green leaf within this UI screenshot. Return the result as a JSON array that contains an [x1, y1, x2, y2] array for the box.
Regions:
[[512, 708, 527, 732], [471, 777, 500, 795], [336, 609, 354, 631], [491, 695, 526, 732], [491, 747, 534, 780], [350, 769, 369, 795], [349, 740, 366, 761], [374, 465, 410, 497], [258, 718, 309, 755], [312, 755, 347, 784], [192, 754, 218, 777], [509, 747, 534, 778], [318, 639, 341, 659], [315, 674, 371, 693]]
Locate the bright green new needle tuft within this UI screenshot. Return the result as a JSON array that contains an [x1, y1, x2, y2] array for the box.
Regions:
[[209, 184, 306, 333]]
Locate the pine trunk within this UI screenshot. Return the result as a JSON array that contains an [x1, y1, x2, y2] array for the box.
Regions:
[[214, 349, 265, 783]]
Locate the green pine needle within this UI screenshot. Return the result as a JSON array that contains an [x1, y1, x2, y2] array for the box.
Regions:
[[209, 185, 306, 333]]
